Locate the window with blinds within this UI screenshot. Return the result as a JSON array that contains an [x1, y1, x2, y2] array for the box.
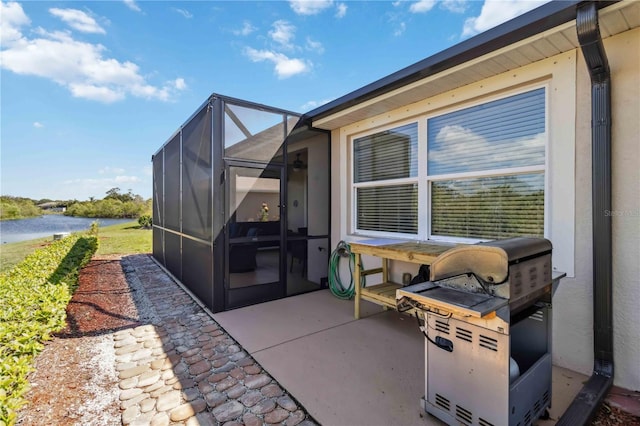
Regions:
[[428, 88, 546, 239], [353, 123, 418, 235], [349, 87, 546, 241], [431, 174, 544, 239]]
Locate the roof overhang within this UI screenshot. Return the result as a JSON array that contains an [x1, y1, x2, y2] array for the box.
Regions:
[[306, 0, 638, 131]]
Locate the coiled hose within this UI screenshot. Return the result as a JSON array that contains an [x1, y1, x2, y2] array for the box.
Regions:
[[328, 241, 363, 300]]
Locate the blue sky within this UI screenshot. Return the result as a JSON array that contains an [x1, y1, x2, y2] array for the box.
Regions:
[[1, 0, 547, 201]]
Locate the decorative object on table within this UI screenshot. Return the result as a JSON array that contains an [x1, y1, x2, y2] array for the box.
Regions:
[[259, 202, 269, 222]]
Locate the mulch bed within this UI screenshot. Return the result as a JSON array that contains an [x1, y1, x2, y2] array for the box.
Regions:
[[55, 256, 141, 338], [17, 255, 140, 426]]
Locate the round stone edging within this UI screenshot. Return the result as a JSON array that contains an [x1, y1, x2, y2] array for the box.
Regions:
[[114, 254, 318, 426]]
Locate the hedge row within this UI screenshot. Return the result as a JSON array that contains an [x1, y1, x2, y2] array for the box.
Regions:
[[0, 233, 98, 425]]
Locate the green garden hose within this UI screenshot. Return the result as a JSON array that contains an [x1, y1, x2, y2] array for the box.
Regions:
[[328, 241, 364, 300]]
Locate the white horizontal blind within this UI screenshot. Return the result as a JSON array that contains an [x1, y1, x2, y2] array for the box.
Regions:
[[431, 174, 544, 239], [428, 88, 546, 239], [354, 123, 418, 182], [354, 123, 418, 234], [357, 184, 418, 233], [428, 88, 545, 175]]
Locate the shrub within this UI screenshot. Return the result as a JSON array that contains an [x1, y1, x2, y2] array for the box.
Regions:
[[138, 215, 152, 229], [89, 220, 99, 236], [64, 190, 149, 219], [0, 233, 98, 425], [0, 197, 41, 220]]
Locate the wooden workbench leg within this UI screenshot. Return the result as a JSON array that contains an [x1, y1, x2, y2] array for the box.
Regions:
[[354, 252, 361, 319], [382, 257, 389, 283], [381, 258, 390, 311]]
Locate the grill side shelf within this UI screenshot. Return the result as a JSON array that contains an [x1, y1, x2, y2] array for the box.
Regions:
[[397, 284, 508, 318]]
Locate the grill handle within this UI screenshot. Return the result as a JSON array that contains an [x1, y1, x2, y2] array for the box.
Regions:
[[415, 312, 454, 352], [432, 336, 454, 353]]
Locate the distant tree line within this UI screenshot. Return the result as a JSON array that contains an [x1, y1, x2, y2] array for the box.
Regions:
[[65, 188, 151, 219], [0, 189, 151, 220], [0, 196, 42, 220]]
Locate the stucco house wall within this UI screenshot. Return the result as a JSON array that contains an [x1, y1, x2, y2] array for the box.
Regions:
[[558, 27, 639, 391], [329, 26, 639, 391]]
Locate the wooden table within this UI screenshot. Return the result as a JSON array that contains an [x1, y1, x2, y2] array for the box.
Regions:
[[349, 240, 454, 319]]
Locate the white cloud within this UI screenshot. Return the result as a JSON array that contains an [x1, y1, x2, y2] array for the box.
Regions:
[[244, 47, 310, 79], [174, 78, 187, 90], [142, 165, 153, 176], [441, 0, 468, 13], [289, 0, 334, 16], [0, 3, 186, 103], [33, 121, 43, 128], [462, 0, 548, 37], [115, 175, 140, 184], [49, 8, 106, 34], [233, 21, 257, 36], [335, 3, 347, 18], [407, 0, 468, 14], [300, 98, 333, 112], [394, 22, 407, 37], [62, 175, 142, 198], [269, 20, 296, 49], [305, 37, 324, 54], [99, 166, 126, 175], [172, 8, 193, 19], [68, 82, 124, 102], [123, 0, 141, 13], [409, 0, 436, 13], [1, 1, 30, 43]]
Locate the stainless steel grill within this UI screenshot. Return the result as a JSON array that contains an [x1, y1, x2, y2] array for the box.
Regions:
[[396, 237, 564, 426]]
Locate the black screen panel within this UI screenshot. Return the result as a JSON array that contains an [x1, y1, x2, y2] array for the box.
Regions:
[[152, 150, 164, 227], [152, 227, 164, 266], [165, 231, 182, 280], [182, 238, 214, 310], [164, 135, 181, 232], [182, 106, 213, 241]]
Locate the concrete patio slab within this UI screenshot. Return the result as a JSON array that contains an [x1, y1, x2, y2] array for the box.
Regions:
[[212, 290, 381, 353], [252, 308, 434, 426], [214, 289, 590, 426]]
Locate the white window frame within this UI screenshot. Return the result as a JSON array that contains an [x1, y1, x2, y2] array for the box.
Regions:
[[350, 119, 420, 239], [426, 83, 549, 243], [349, 83, 550, 244]]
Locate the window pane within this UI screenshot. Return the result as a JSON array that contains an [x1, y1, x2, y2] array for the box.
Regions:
[[431, 173, 544, 239], [428, 88, 545, 175], [354, 123, 418, 183], [357, 184, 418, 234]]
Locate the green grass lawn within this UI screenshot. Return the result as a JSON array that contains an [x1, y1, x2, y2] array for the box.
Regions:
[[0, 236, 51, 273], [95, 220, 152, 256], [0, 221, 152, 273]]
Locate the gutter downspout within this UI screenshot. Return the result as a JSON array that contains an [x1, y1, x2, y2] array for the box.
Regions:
[[558, 2, 613, 424]]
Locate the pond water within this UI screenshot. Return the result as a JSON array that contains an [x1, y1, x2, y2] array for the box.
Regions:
[[0, 215, 134, 244]]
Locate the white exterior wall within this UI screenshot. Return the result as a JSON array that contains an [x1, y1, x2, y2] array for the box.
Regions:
[[329, 28, 639, 390], [557, 27, 640, 391]]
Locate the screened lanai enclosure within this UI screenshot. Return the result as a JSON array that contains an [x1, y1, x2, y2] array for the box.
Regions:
[[152, 95, 330, 312]]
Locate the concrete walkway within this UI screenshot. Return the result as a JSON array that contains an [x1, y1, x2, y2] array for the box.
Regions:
[[115, 255, 315, 426]]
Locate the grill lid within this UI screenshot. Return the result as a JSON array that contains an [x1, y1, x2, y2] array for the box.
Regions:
[[430, 237, 552, 284]]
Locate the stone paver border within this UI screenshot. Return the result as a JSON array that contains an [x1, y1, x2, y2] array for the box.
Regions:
[[115, 254, 316, 426]]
